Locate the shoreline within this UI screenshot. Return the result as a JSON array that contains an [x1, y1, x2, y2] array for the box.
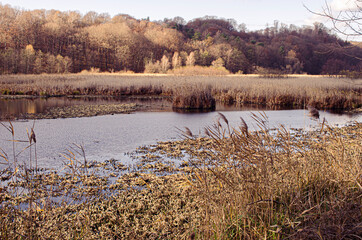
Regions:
[[1, 120, 360, 239]]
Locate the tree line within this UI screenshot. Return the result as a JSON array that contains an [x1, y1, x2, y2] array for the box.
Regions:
[[0, 4, 361, 75]]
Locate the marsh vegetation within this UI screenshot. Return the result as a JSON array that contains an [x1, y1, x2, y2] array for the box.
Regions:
[[1, 74, 361, 111], [0, 114, 361, 239]]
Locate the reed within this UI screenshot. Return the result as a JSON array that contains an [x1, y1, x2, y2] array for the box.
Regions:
[[175, 114, 362, 239], [172, 84, 215, 110], [0, 74, 360, 110]]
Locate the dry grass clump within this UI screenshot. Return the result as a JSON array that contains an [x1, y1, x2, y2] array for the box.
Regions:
[[172, 85, 215, 110], [0, 74, 168, 97], [169, 66, 230, 76]]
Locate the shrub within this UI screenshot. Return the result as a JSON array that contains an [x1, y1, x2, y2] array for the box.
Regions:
[[256, 67, 288, 78], [1, 89, 11, 95], [79, 67, 101, 74], [144, 60, 162, 73], [339, 70, 362, 79]]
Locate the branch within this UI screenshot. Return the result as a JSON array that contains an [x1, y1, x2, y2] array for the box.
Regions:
[[304, 0, 362, 37]]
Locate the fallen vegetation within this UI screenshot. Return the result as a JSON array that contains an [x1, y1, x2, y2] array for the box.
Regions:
[[0, 115, 361, 239]]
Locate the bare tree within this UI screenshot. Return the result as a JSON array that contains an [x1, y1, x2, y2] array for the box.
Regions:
[[305, 1, 362, 62], [305, 0, 361, 37]]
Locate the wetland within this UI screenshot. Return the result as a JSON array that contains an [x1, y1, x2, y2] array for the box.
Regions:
[[0, 75, 361, 239]]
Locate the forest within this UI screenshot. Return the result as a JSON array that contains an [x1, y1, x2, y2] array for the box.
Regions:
[[0, 3, 361, 75]]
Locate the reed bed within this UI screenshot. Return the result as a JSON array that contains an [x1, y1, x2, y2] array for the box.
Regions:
[[172, 85, 215, 110], [0, 74, 361, 110], [0, 115, 361, 239]]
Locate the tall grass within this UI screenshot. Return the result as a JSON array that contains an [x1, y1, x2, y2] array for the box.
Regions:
[[177, 113, 361, 239], [0, 74, 360, 110], [172, 84, 215, 110]]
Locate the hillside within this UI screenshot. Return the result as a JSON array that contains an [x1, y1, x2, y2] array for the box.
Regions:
[[0, 4, 361, 75]]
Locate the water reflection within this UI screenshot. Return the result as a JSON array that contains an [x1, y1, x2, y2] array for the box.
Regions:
[[0, 96, 298, 120], [0, 96, 173, 119]]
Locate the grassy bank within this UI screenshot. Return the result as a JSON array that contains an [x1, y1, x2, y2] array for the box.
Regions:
[[0, 117, 361, 239], [0, 74, 361, 110]]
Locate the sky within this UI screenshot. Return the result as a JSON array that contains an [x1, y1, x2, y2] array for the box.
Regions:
[[0, 0, 361, 41]]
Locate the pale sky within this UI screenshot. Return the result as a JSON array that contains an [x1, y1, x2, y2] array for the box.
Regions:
[[0, 0, 360, 40]]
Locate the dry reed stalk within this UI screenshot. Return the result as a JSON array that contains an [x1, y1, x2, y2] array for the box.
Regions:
[[178, 114, 361, 239]]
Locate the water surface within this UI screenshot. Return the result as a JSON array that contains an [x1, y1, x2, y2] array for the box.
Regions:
[[0, 109, 360, 170]]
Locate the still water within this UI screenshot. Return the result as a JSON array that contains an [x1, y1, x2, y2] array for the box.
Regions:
[[0, 97, 360, 170], [0, 96, 287, 119]]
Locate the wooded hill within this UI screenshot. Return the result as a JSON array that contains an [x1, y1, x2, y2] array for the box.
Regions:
[[0, 4, 361, 75]]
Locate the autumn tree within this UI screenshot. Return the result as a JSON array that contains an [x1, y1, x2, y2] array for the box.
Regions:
[[160, 55, 170, 73], [144, 23, 183, 52], [33, 50, 44, 74], [186, 52, 196, 66], [225, 48, 251, 73], [22, 44, 36, 73], [0, 4, 360, 75], [172, 52, 182, 69], [211, 57, 225, 68]]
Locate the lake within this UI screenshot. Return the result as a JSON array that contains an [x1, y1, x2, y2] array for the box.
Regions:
[[0, 97, 360, 170]]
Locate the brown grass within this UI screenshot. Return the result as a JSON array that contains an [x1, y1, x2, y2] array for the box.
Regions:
[[0, 74, 361, 110]]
